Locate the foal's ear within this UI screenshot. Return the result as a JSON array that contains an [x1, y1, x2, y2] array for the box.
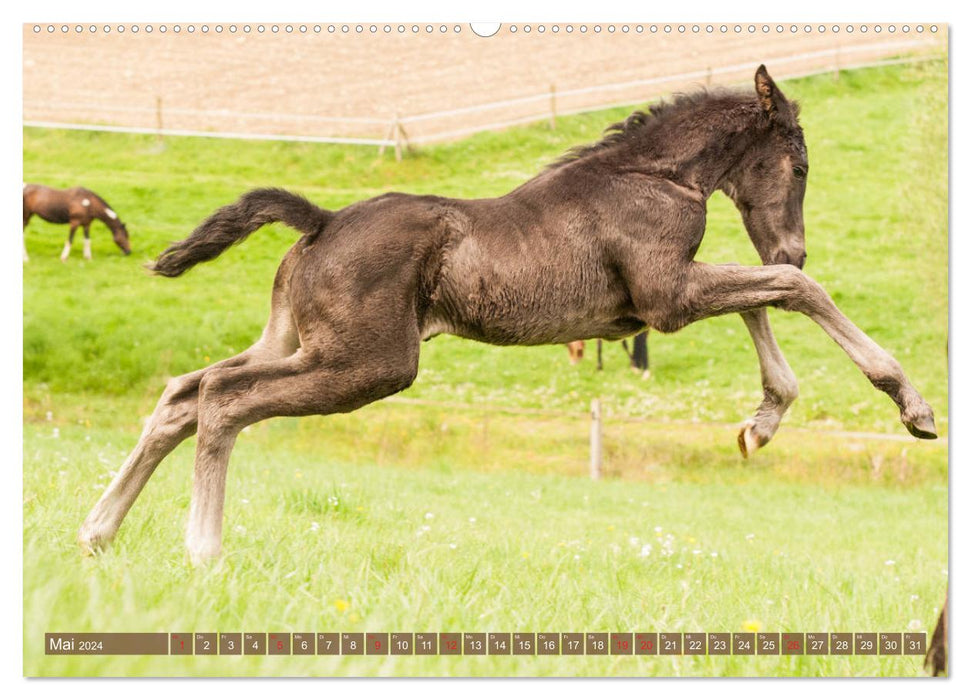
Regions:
[[754, 64, 780, 115]]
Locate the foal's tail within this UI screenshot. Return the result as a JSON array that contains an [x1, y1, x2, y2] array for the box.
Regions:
[[150, 188, 333, 277]]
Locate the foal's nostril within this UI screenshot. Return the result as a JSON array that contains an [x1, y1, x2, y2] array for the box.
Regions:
[[774, 250, 806, 268]]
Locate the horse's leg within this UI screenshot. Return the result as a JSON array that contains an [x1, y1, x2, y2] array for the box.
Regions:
[[82, 223, 92, 260], [61, 224, 78, 261], [79, 266, 300, 554], [737, 309, 799, 457], [680, 262, 936, 438], [22, 212, 31, 262], [185, 331, 420, 564], [925, 592, 948, 675]]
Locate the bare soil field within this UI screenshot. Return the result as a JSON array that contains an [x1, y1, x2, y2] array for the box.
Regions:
[[23, 23, 944, 143]]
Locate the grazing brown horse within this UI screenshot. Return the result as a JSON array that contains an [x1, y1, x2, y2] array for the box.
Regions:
[[23, 184, 131, 261], [79, 66, 937, 564]]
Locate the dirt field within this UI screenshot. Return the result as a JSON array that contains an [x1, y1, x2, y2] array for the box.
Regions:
[[23, 23, 944, 143]]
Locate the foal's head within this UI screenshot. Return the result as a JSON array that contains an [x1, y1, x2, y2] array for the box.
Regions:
[[722, 65, 808, 269]]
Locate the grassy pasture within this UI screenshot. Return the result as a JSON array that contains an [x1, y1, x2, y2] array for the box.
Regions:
[[23, 61, 947, 676]]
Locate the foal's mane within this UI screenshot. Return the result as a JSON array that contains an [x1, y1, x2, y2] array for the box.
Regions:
[[546, 88, 759, 170]]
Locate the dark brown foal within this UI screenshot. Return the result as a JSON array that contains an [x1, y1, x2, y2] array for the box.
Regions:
[[79, 66, 937, 564]]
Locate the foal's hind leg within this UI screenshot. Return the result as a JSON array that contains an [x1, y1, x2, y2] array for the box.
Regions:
[[79, 275, 300, 553], [78, 351, 257, 553], [185, 335, 420, 564], [737, 309, 799, 457]]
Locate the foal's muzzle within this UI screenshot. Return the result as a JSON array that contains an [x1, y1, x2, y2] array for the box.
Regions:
[[772, 249, 807, 269]]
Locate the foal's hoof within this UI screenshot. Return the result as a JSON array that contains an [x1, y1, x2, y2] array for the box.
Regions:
[[904, 412, 938, 440], [737, 420, 768, 459], [186, 537, 222, 567], [77, 527, 112, 557]]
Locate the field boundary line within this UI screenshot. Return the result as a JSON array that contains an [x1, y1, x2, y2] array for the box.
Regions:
[[403, 39, 936, 125], [23, 48, 942, 148], [383, 396, 947, 445], [409, 54, 943, 144], [20, 121, 395, 147]]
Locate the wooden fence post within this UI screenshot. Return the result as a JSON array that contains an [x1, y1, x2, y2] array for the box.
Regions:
[[155, 96, 164, 148], [393, 112, 403, 162], [590, 398, 603, 480], [395, 112, 412, 159], [549, 83, 557, 130], [379, 114, 397, 158]]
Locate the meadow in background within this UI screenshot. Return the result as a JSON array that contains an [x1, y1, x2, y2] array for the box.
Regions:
[[23, 61, 947, 676]]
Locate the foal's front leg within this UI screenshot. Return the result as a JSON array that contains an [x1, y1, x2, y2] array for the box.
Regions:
[[684, 263, 937, 439], [738, 308, 799, 457]]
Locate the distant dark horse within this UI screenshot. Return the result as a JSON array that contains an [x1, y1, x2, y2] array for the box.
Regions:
[[925, 592, 947, 676], [566, 332, 650, 375], [79, 66, 937, 564], [23, 184, 131, 261]]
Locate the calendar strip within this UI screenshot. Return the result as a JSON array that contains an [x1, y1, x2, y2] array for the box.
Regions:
[[45, 631, 926, 656]]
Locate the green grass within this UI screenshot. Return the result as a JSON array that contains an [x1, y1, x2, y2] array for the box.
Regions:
[[23, 60, 948, 677], [24, 420, 947, 676]]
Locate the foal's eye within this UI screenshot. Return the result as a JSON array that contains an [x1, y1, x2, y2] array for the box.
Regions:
[[792, 165, 807, 179]]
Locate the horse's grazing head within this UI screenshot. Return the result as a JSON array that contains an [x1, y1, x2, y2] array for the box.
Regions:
[[722, 65, 808, 269], [112, 221, 132, 255]]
